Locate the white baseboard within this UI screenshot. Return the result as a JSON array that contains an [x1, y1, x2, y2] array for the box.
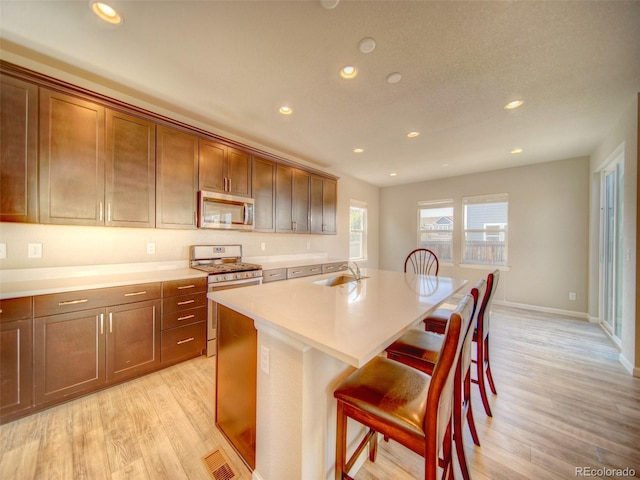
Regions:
[[252, 470, 265, 480], [618, 353, 640, 377], [494, 299, 588, 320]]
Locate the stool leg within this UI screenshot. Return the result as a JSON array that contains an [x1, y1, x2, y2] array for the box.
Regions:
[[464, 372, 481, 447], [335, 401, 347, 480], [485, 335, 498, 395], [474, 338, 493, 417]]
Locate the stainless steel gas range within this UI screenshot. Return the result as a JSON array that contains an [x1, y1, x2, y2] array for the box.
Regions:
[[190, 245, 262, 356]]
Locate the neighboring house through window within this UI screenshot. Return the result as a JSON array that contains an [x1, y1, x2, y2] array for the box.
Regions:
[[418, 200, 454, 262], [350, 200, 367, 260], [463, 194, 508, 265]]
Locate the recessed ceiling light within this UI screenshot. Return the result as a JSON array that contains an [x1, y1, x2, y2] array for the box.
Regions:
[[90, 1, 123, 24], [279, 106, 293, 115], [353, 148, 364, 154], [511, 148, 523, 154], [389, 172, 398, 177], [442, 163, 449, 167], [320, 0, 340, 9], [407, 131, 420, 138], [359, 37, 376, 54], [504, 100, 524, 110], [340, 66, 358, 79], [386, 72, 402, 84]]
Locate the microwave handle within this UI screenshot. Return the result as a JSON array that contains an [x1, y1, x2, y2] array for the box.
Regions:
[[243, 203, 248, 224]]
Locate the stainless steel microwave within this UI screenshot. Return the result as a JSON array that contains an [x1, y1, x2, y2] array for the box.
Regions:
[[198, 191, 254, 230]]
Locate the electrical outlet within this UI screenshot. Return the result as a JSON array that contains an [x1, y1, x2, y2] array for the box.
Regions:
[[0, 243, 6, 259], [260, 242, 266, 252], [260, 345, 270, 375], [146, 243, 155, 255], [569, 292, 576, 301], [306, 242, 311, 250], [28, 243, 42, 259]]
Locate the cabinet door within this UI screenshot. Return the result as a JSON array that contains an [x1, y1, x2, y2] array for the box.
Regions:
[[292, 168, 310, 233], [322, 177, 337, 234], [310, 175, 324, 234], [227, 148, 251, 197], [106, 300, 161, 383], [199, 139, 226, 193], [34, 308, 106, 406], [252, 156, 276, 232], [39, 89, 105, 225], [105, 110, 156, 227], [275, 164, 294, 232], [0, 318, 33, 418], [156, 126, 198, 229], [0, 75, 38, 223]]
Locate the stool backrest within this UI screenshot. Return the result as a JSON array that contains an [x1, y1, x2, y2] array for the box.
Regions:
[[462, 279, 486, 374], [424, 293, 474, 479], [477, 269, 500, 342], [404, 248, 439, 276]]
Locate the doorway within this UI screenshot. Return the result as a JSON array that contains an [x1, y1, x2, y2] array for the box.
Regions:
[[599, 148, 624, 341]]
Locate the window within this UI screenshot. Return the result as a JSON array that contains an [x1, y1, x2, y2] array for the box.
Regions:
[[418, 200, 453, 262], [349, 200, 367, 260], [463, 194, 508, 265]]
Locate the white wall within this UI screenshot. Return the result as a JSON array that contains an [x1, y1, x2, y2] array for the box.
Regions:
[[0, 51, 380, 273], [589, 93, 638, 375], [379, 157, 591, 316]]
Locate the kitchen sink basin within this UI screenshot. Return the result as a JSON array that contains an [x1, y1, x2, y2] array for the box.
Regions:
[[313, 275, 369, 287]]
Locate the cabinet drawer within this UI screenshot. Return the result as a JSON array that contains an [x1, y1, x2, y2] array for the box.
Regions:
[[161, 322, 205, 363], [322, 262, 348, 274], [0, 297, 32, 323], [162, 277, 207, 297], [162, 292, 207, 315], [162, 305, 206, 330], [287, 264, 322, 279], [103, 283, 161, 305], [262, 268, 287, 283]]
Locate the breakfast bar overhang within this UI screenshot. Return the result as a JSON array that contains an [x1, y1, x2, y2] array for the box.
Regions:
[[209, 268, 467, 480]]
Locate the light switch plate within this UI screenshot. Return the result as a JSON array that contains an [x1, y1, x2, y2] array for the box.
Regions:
[[146, 243, 155, 254], [260, 345, 270, 375], [0, 243, 6, 259]]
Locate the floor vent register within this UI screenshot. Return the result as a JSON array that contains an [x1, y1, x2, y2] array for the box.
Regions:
[[202, 449, 239, 480]]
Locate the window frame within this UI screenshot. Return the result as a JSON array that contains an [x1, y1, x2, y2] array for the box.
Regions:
[[349, 200, 368, 261], [462, 193, 509, 267]]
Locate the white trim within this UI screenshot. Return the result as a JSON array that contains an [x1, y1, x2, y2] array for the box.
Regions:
[[587, 315, 600, 324], [252, 471, 265, 480], [494, 300, 588, 320], [618, 353, 639, 377], [459, 263, 510, 271]]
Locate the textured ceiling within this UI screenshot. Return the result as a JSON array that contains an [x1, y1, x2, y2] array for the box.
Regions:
[[1, 0, 639, 187]]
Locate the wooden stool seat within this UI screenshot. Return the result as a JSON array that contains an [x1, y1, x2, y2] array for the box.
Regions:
[[334, 356, 430, 438], [384, 329, 441, 373]]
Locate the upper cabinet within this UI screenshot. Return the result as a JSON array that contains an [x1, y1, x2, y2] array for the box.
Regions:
[[156, 126, 198, 229], [199, 139, 251, 197], [105, 110, 156, 227], [39, 89, 156, 227], [0, 74, 38, 223], [252, 156, 276, 232], [39, 89, 106, 226], [276, 164, 310, 233], [310, 175, 337, 235]]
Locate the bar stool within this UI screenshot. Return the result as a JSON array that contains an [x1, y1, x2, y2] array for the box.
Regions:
[[386, 279, 486, 480], [422, 270, 500, 417], [333, 294, 474, 480]]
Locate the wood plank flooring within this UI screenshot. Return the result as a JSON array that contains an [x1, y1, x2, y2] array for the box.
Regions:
[[1, 305, 639, 479]]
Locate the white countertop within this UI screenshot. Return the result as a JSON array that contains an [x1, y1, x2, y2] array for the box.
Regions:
[[209, 268, 467, 367], [0, 261, 207, 299]]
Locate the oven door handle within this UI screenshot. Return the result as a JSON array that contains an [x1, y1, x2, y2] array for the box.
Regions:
[[209, 277, 262, 290]]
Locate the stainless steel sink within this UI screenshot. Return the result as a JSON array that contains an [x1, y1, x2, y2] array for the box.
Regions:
[[313, 275, 368, 287]]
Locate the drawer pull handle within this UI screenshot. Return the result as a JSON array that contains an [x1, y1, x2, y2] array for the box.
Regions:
[[177, 314, 195, 321], [177, 284, 195, 290], [58, 298, 88, 306], [177, 299, 195, 306], [292, 270, 302, 274], [124, 291, 147, 297], [311, 268, 320, 272], [177, 337, 195, 345], [268, 273, 282, 277]]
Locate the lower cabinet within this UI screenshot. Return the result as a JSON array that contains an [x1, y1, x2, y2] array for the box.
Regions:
[[34, 299, 161, 406], [0, 297, 33, 420]]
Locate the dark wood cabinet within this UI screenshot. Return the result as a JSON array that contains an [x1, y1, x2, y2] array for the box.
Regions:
[[199, 139, 251, 197], [156, 126, 198, 229], [105, 109, 156, 227], [107, 299, 161, 382], [252, 156, 276, 232], [33, 283, 162, 407], [0, 74, 38, 223], [275, 164, 310, 233], [39, 88, 106, 225], [310, 175, 337, 234], [0, 297, 33, 420]]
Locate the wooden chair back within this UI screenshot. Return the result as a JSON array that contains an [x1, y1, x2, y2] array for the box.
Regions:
[[404, 248, 440, 276], [477, 269, 500, 342]]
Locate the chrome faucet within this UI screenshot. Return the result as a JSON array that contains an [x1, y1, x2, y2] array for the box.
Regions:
[[341, 261, 361, 281]]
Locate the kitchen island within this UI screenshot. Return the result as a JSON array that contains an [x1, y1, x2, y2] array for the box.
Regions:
[[209, 268, 467, 480]]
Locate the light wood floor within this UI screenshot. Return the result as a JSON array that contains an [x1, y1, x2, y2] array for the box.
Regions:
[[1, 306, 639, 479]]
